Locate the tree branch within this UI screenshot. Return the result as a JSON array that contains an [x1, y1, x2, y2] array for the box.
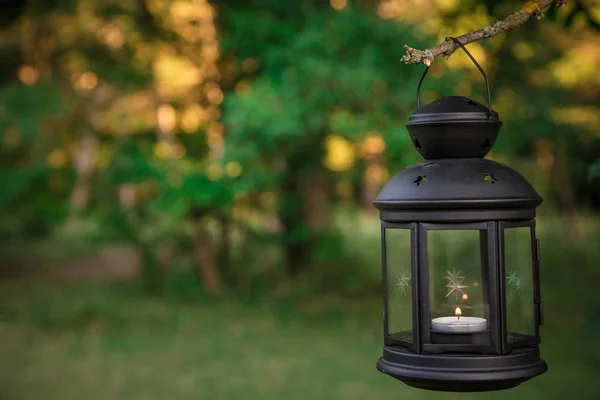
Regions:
[[401, 0, 562, 65]]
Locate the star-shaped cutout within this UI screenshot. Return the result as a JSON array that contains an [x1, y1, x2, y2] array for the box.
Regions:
[[414, 175, 426, 186], [507, 270, 519, 286], [507, 270, 522, 294], [396, 271, 411, 296], [445, 269, 468, 300], [413, 139, 423, 152], [483, 173, 497, 184]]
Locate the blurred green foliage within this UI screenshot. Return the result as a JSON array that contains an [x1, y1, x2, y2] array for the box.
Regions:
[[0, 0, 597, 293]]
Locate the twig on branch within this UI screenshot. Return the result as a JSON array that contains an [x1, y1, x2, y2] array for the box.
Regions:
[[401, 0, 561, 65]]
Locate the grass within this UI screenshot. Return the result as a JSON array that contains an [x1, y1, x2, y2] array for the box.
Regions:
[[0, 277, 599, 400], [0, 211, 599, 399]]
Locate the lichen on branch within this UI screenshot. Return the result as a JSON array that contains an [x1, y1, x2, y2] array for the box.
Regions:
[[401, 0, 561, 65]]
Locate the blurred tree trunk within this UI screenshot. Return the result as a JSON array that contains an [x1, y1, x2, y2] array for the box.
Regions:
[[194, 220, 221, 293], [218, 213, 231, 268], [279, 147, 329, 276], [153, 242, 174, 293], [552, 141, 582, 240], [279, 166, 307, 277], [304, 172, 330, 230], [69, 130, 98, 212], [68, 86, 116, 219]]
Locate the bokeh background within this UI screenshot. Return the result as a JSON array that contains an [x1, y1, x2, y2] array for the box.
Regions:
[[1, 0, 599, 399]]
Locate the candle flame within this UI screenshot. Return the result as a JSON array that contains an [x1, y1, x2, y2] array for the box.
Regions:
[[455, 307, 462, 317]]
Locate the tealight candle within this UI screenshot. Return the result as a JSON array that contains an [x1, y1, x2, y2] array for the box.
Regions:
[[431, 307, 487, 333]]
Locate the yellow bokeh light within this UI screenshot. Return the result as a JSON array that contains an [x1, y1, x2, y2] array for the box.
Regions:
[[47, 148, 68, 168], [360, 131, 386, 157], [76, 72, 98, 92], [18, 65, 39, 85], [170, 0, 213, 25], [157, 104, 177, 133], [550, 42, 600, 90], [446, 42, 487, 70], [207, 132, 224, 149], [154, 141, 172, 159], [377, 0, 407, 20], [512, 42, 534, 60], [201, 41, 220, 63], [171, 0, 213, 20], [206, 163, 223, 180], [323, 135, 355, 172], [206, 87, 224, 105], [153, 141, 185, 159], [225, 161, 242, 178], [365, 164, 388, 184], [434, 0, 459, 12], [98, 24, 125, 49], [168, 0, 216, 43], [330, 0, 347, 11], [181, 104, 204, 133], [551, 106, 600, 130], [154, 51, 203, 97]]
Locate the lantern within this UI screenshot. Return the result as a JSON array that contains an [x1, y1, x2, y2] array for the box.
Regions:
[[374, 38, 547, 392]]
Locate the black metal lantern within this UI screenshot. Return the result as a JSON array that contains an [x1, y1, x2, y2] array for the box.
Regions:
[[374, 38, 547, 392]]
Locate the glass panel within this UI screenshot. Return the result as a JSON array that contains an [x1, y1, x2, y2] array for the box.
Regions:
[[385, 228, 412, 342], [428, 230, 489, 344], [504, 227, 535, 342]]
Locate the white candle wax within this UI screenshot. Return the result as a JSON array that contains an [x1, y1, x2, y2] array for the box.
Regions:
[[431, 316, 487, 333]]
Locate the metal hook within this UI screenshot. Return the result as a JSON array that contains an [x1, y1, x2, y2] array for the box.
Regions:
[[416, 36, 492, 117]]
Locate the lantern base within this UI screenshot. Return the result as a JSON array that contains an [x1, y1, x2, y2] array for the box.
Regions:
[[377, 346, 547, 392]]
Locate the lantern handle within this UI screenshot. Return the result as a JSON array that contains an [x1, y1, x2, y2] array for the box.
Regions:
[[416, 36, 493, 117]]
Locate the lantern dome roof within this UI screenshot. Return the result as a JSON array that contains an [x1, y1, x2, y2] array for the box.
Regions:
[[374, 158, 542, 222], [406, 97, 503, 160]]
